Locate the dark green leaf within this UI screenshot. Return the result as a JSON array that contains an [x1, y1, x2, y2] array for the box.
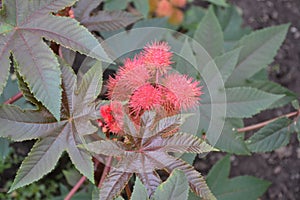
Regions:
[[245, 80, 297, 109], [153, 170, 189, 200], [75, 2, 141, 33], [226, 24, 289, 87], [246, 117, 292, 152], [207, 156, 271, 200], [215, 5, 252, 51], [63, 168, 82, 187], [0, 0, 111, 119], [104, 0, 129, 11], [205, 0, 228, 7], [214, 118, 250, 155], [193, 6, 224, 58], [203, 47, 241, 84], [133, 0, 149, 18], [207, 155, 231, 190], [217, 176, 271, 200], [226, 87, 284, 118], [0, 137, 10, 162], [131, 177, 149, 200], [9, 134, 66, 192], [1, 60, 102, 191]]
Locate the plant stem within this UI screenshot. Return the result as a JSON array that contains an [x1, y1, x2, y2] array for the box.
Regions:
[[98, 156, 113, 188], [4, 92, 23, 104], [237, 110, 299, 133], [125, 184, 132, 199], [64, 176, 86, 200]]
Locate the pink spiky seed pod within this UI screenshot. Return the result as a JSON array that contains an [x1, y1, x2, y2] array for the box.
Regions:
[[129, 84, 163, 116], [107, 57, 150, 101], [142, 41, 173, 75], [162, 74, 203, 110]]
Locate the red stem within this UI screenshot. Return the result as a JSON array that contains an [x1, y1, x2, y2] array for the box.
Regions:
[[4, 92, 23, 104], [237, 110, 299, 133], [98, 156, 113, 188], [64, 176, 87, 200]]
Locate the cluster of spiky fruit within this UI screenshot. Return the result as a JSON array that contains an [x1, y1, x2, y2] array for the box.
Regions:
[[99, 42, 202, 135]]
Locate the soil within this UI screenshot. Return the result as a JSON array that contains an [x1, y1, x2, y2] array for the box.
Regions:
[[199, 0, 300, 199]]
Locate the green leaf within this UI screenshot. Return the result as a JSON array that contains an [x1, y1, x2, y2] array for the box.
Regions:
[[193, 6, 224, 58], [9, 135, 65, 192], [104, 0, 129, 11], [203, 47, 241, 84], [131, 177, 149, 200], [207, 155, 230, 190], [215, 5, 251, 51], [246, 117, 292, 152], [86, 140, 126, 156], [153, 170, 189, 200], [226, 87, 284, 118], [205, 0, 228, 7], [207, 156, 271, 200], [99, 169, 132, 200], [75, 0, 141, 32], [0, 105, 63, 141], [63, 168, 82, 187], [245, 80, 297, 109], [133, 0, 149, 18], [226, 24, 289, 87], [214, 118, 250, 155], [1, 60, 102, 191], [74, 0, 103, 20], [0, 137, 10, 162], [0, 0, 111, 119], [215, 176, 271, 200]]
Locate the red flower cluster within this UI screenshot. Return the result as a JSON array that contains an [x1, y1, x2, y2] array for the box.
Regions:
[[99, 42, 203, 135]]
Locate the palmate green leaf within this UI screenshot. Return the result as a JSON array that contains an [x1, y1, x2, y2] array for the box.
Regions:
[[0, 60, 103, 192], [246, 117, 292, 152], [74, 0, 141, 32], [226, 24, 289, 87], [0, 0, 110, 120], [226, 87, 284, 118], [131, 177, 149, 200], [207, 156, 271, 200], [153, 170, 189, 200], [193, 6, 224, 58]]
